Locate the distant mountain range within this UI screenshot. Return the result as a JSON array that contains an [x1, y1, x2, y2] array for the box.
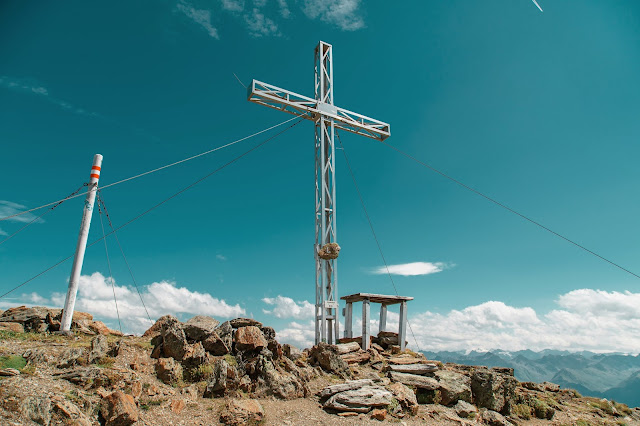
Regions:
[[422, 349, 640, 408]]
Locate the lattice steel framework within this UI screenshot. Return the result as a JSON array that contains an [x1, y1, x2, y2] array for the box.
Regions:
[[247, 41, 390, 345]]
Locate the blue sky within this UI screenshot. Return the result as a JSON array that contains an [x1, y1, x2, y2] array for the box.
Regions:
[[2, 0, 640, 353]]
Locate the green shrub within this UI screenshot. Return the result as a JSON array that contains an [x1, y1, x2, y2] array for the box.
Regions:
[[0, 355, 27, 370], [532, 398, 554, 420], [512, 403, 532, 420]]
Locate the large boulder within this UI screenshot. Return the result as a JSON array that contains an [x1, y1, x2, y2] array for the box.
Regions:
[[388, 382, 419, 415], [256, 355, 307, 399], [100, 391, 138, 426], [143, 314, 180, 338], [234, 326, 267, 352], [215, 321, 234, 351], [319, 380, 375, 399], [283, 344, 302, 361], [182, 342, 207, 368], [0, 306, 53, 332], [202, 331, 230, 355], [0, 322, 24, 333], [204, 359, 238, 397], [20, 396, 52, 425], [308, 343, 351, 379], [471, 368, 518, 414], [182, 315, 219, 341], [162, 319, 188, 360], [219, 399, 264, 426], [434, 370, 472, 405], [155, 358, 183, 385], [388, 372, 438, 390]]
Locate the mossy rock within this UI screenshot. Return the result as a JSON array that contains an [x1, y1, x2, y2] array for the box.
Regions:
[[0, 355, 27, 370]]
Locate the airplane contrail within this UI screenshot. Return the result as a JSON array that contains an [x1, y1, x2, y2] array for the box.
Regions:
[[531, 0, 543, 12]]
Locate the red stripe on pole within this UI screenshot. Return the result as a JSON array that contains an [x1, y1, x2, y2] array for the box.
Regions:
[[90, 174, 100, 179], [92, 166, 101, 171]]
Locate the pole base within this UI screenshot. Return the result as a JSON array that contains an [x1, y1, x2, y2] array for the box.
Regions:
[[52, 330, 74, 337]]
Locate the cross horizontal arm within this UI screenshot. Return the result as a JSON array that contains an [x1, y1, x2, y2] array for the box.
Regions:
[[248, 80, 390, 141]]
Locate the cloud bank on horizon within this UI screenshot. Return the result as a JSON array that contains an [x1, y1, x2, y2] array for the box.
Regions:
[[3, 272, 639, 355]]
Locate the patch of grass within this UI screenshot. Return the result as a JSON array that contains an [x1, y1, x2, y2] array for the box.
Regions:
[[613, 401, 633, 416], [0, 355, 27, 370], [512, 403, 532, 420], [574, 420, 593, 426], [223, 354, 238, 367], [65, 389, 84, 405], [386, 398, 399, 413], [532, 398, 554, 420], [20, 364, 37, 375], [133, 340, 153, 350], [186, 363, 215, 382], [588, 399, 615, 415], [94, 356, 116, 368]]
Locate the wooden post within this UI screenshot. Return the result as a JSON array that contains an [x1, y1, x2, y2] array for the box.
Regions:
[[362, 299, 371, 350], [345, 302, 353, 338], [379, 304, 387, 334], [398, 301, 407, 351]]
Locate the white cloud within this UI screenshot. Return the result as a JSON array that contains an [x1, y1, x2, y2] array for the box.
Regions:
[[220, 0, 244, 12], [0, 200, 44, 224], [266, 290, 640, 354], [302, 0, 364, 31], [277, 0, 290, 18], [262, 295, 314, 319], [244, 8, 280, 37], [216, 254, 227, 261], [275, 320, 316, 349], [0, 76, 99, 117], [371, 261, 449, 276], [0, 228, 7, 236], [176, 0, 220, 39], [3, 272, 244, 335]]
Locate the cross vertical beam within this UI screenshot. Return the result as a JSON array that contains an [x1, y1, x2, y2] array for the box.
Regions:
[[247, 41, 390, 346], [314, 42, 339, 344]]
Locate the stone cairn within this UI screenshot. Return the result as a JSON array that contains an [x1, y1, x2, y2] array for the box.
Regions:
[[146, 315, 317, 400]]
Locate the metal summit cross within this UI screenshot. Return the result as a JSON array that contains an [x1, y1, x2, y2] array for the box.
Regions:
[[247, 41, 390, 345]]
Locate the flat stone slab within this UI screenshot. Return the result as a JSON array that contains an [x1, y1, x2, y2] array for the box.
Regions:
[[324, 386, 393, 413], [388, 356, 429, 365], [336, 342, 361, 354], [318, 379, 375, 398], [386, 363, 438, 375], [388, 372, 439, 390]]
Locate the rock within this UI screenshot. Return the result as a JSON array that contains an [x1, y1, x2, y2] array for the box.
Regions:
[[341, 350, 371, 364], [388, 372, 439, 390], [543, 381, 560, 392], [370, 408, 386, 420], [256, 355, 307, 399], [1, 306, 54, 332], [434, 370, 472, 405], [162, 320, 188, 360], [283, 344, 302, 361], [308, 342, 351, 379], [219, 399, 264, 425], [337, 412, 358, 417], [387, 355, 426, 365], [20, 396, 51, 425], [155, 357, 183, 385], [52, 397, 92, 425], [143, 314, 179, 338], [170, 399, 186, 414], [0, 322, 24, 333], [0, 368, 20, 376], [89, 334, 109, 363], [229, 317, 263, 328], [89, 320, 122, 336], [482, 409, 509, 426], [520, 381, 544, 392], [23, 348, 51, 364], [386, 363, 438, 375], [100, 391, 138, 426], [336, 342, 361, 354], [388, 382, 419, 415], [183, 315, 220, 341], [471, 368, 518, 414], [57, 348, 87, 368], [215, 321, 234, 351], [323, 386, 393, 413], [234, 326, 267, 352], [454, 400, 478, 418], [261, 326, 276, 341], [491, 367, 514, 376], [54, 367, 108, 387], [371, 343, 384, 352], [204, 359, 237, 397], [182, 342, 207, 368], [202, 331, 230, 355], [319, 379, 376, 398], [131, 381, 142, 399]]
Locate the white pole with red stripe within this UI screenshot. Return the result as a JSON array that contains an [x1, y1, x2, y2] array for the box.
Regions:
[[60, 154, 103, 332]]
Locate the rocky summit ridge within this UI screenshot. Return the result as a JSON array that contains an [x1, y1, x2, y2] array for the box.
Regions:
[[1, 306, 639, 425]]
